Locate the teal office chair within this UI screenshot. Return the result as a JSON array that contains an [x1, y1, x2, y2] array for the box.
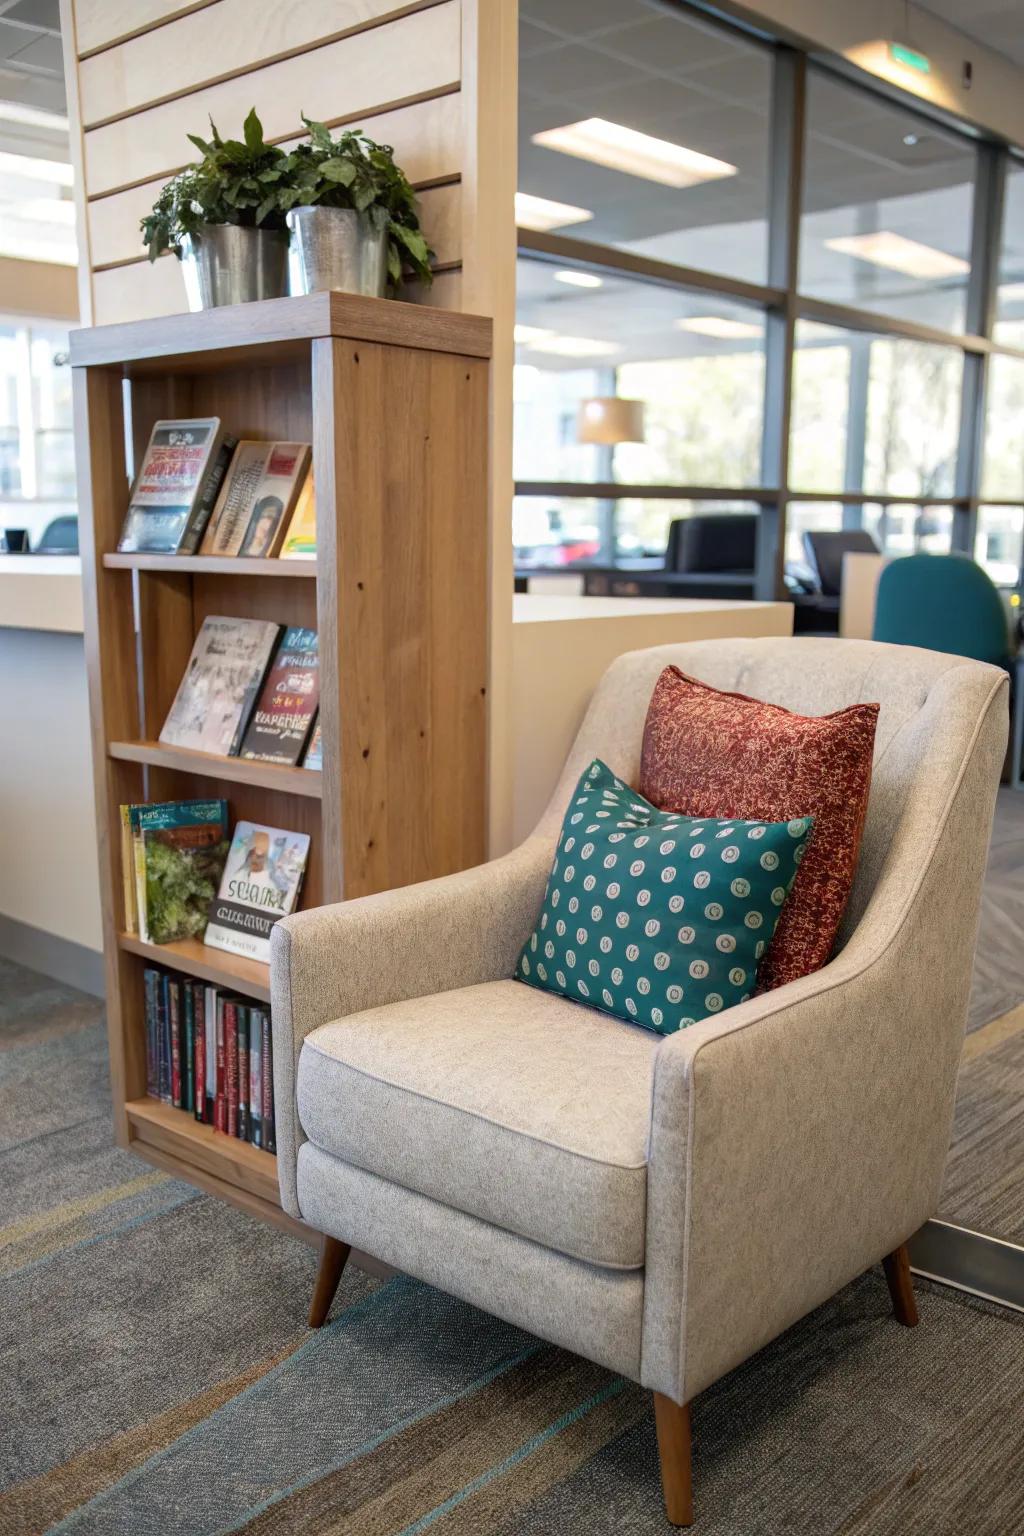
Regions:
[[872, 553, 1012, 668]]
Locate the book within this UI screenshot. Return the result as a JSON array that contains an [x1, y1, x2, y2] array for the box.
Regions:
[[117, 418, 226, 553], [193, 983, 206, 1123], [279, 470, 316, 559], [130, 806, 148, 943], [205, 984, 218, 1125], [143, 967, 159, 1097], [137, 799, 229, 945], [238, 1006, 250, 1143], [169, 978, 182, 1108], [200, 441, 311, 558], [120, 806, 138, 934], [183, 982, 195, 1113], [158, 973, 171, 1103], [302, 716, 323, 771], [205, 820, 310, 965], [249, 1011, 262, 1148], [215, 996, 227, 1133], [261, 1010, 275, 1153], [178, 436, 239, 554], [225, 1000, 239, 1137], [239, 628, 319, 766], [159, 616, 282, 758]]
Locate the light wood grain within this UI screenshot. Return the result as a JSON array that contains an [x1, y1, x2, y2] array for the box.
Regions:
[[71, 289, 490, 368], [118, 932, 272, 1001], [127, 1096, 279, 1200], [109, 740, 324, 797], [82, 3, 460, 196], [79, 0, 447, 126], [104, 552, 317, 577], [74, 0, 219, 58]]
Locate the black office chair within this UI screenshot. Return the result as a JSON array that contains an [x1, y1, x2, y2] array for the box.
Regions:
[[664, 513, 757, 575], [802, 529, 879, 599], [36, 515, 79, 554]]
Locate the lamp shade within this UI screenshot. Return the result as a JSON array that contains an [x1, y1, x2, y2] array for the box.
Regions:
[[577, 396, 645, 445]]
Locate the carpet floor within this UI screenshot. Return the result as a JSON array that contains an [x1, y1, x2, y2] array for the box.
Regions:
[[3, 954, 1024, 1535]]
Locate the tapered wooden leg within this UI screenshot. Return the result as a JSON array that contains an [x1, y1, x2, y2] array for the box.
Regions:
[[883, 1243, 919, 1327], [654, 1392, 694, 1527], [308, 1234, 351, 1327]]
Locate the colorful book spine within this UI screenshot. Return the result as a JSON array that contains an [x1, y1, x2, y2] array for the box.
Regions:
[[249, 1010, 262, 1149], [238, 1006, 250, 1143], [215, 998, 227, 1132], [183, 982, 195, 1114], [193, 983, 206, 1123], [261, 1010, 275, 1153], [169, 979, 182, 1109], [158, 973, 171, 1103], [225, 1000, 239, 1138], [178, 436, 238, 554], [205, 985, 218, 1125], [143, 967, 159, 1097]]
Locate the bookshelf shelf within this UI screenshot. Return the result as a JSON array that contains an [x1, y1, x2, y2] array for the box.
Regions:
[[73, 290, 490, 1232], [108, 740, 323, 798], [103, 553, 316, 577], [118, 933, 272, 1002]]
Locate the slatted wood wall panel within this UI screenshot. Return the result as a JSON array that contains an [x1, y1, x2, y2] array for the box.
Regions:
[[64, 0, 469, 325]]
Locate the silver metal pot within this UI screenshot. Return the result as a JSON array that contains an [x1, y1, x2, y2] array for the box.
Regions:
[[286, 206, 388, 298], [180, 224, 289, 310]]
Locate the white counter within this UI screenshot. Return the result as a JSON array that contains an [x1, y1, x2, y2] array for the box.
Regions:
[[510, 594, 794, 843], [0, 554, 84, 633]]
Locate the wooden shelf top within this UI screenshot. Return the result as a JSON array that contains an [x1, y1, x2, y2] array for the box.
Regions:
[[109, 739, 322, 797], [118, 932, 272, 1002], [69, 290, 492, 372], [103, 552, 317, 577], [126, 1097, 279, 1206]]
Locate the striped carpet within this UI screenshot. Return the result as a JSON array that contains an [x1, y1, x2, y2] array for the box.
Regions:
[[2, 937, 1024, 1532]]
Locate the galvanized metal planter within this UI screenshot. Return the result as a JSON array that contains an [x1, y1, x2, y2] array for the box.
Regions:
[[180, 224, 290, 310], [286, 206, 388, 298]]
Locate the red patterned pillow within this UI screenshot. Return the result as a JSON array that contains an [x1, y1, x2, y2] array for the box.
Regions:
[[639, 667, 878, 990]]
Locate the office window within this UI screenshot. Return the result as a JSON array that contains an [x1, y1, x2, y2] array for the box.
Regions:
[[615, 497, 759, 562], [519, 0, 772, 283], [976, 505, 1023, 586], [982, 354, 1024, 502], [994, 158, 1024, 346], [800, 69, 976, 333], [785, 501, 843, 566], [513, 494, 609, 567], [790, 321, 961, 498], [0, 320, 74, 502], [861, 503, 954, 556]]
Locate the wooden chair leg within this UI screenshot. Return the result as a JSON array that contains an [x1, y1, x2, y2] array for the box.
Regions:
[[654, 1392, 694, 1527], [883, 1243, 919, 1328], [308, 1234, 351, 1327]]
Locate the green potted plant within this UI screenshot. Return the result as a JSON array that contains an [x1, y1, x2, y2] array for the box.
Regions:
[[141, 109, 290, 309], [279, 118, 433, 298]]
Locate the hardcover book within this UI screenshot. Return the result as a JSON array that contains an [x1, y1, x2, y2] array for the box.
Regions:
[[205, 820, 310, 965], [138, 799, 229, 945], [302, 716, 323, 771], [279, 470, 316, 559], [159, 616, 282, 758], [239, 628, 319, 765], [117, 418, 225, 553], [261, 1010, 276, 1153], [200, 441, 311, 558]]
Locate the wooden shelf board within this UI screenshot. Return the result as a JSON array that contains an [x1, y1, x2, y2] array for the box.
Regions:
[[103, 553, 317, 577], [126, 1096, 280, 1208], [118, 932, 271, 1003], [108, 739, 322, 797]]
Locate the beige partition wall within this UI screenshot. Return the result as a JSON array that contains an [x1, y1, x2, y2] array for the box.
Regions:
[[60, 0, 518, 854]]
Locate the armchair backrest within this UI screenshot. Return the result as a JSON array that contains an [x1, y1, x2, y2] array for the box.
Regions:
[[541, 635, 1007, 965]]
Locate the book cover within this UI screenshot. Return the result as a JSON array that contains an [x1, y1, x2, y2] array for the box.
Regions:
[[261, 1010, 275, 1153], [143, 967, 159, 1098], [158, 973, 171, 1103], [215, 996, 226, 1133], [131, 806, 149, 943], [159, 616, 282, 758], [117, 418, 223, 553], [120, 806, 138, 934], [183, 981, 195, 1113], [249, 1011, 262, 1149], [239, 629, 319, 766], [238, 1006, 250, 1143], [279, 470, 316, 559], [201, 441, 311, 558], [205, 821, 311, 965], [193, 982, 206, 1123], [139, 799, 229, 945], [205, 985, 218, 1124], [302, 716, 323, 771], [225, 1000, 239, 1138], [178, 436, 238, 554], [169, 978, 182, 1108]]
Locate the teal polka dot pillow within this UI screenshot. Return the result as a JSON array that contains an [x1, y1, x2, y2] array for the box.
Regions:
[[515, 759, 814, 1035]]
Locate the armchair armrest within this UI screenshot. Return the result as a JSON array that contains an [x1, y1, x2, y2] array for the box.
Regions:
[[270, 837, 553, 1216]]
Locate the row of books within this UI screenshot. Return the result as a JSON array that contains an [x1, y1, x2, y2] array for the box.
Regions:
[[118, 419, 315, 560], [144, 967, 276, 1152], [123, 802, 309, 962], [161, 618, 321, 767]]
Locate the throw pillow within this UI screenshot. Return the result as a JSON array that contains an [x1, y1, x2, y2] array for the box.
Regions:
[[640, 666, 879, 991], [515, 759, 813, 1035]]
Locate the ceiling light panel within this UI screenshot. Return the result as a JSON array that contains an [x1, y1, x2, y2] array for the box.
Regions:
[[676, 316, 763, 339], [531, 118, 737, 189], [554, 269, 603, 288], [824, 231, 968, 280], [515, 191, 593, 231], [526, 335, 622, 358]]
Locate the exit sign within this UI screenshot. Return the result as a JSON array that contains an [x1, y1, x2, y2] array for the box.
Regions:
[[888, 42, 932, 74]]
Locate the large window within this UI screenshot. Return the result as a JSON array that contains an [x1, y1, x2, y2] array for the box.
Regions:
[[514, 0, 1024, 591], [0, 319, 75, 509]]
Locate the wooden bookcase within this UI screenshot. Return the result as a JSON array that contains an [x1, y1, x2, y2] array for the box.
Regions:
[[71, 291, 491, 1240]]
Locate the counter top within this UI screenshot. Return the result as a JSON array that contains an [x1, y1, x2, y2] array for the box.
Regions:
[[0, 555, 84, 633]]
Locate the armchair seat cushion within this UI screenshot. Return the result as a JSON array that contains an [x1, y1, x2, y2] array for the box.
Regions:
[[296, 979, 660, 1269]]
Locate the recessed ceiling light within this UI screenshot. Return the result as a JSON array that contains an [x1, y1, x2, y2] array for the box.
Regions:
[[531, 118, 737, 189], [515, 191, 593, 232], [527, 334, 622, 358], [824, 231, 968, 279], [514, 324, 555, 345], [676, 316, 763, 340], [554, 269, 603, 288], [0, 150, 74, 187]]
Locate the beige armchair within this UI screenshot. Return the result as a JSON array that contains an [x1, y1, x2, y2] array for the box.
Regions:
[[271, 637, 1007, 1525]]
